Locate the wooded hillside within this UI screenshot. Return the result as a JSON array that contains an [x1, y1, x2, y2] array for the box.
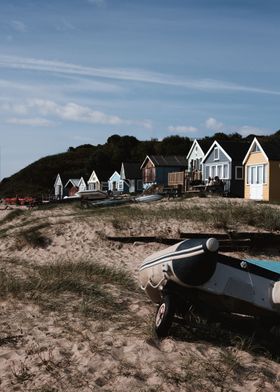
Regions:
[[0, 131, 279, 197]]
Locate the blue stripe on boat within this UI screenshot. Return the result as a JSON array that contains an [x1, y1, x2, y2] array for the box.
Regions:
[[246, 259, 280, 275]]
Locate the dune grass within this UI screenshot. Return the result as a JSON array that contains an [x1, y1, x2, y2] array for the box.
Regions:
[[14, 223, 51, 249], [77, 199, 280, 232], [0, 259, 136, 319], [0, 209, 26, 225]]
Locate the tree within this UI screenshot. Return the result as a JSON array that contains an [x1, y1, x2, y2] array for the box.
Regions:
[[159, 135, 191, 155]]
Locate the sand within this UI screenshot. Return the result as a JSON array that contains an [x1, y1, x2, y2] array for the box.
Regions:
[[0, 197, 279, 391]]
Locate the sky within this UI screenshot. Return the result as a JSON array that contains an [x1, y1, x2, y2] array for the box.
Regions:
[[0, 0, 280, 178]]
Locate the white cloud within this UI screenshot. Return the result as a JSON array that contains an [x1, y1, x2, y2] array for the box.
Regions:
[[137, 119, 153, 130], [55, 18, 76, 32], [168, 125, 198, 133], [204, 117, 266, 136], [0, 77, 123, 98], [10, 20, 27, 33], [236, 125, 265, 136], [29, 99, 124, 125], [1, 102, 29, 115], [0, 55, 279, 95], [205, 117, 224, 132], [6, 117, 54, 127], [0, 98, 152, 129]]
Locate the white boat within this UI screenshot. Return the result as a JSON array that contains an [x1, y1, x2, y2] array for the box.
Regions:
[[63, 195, 81, 199], [90, 198, 131, 207], [77, 190, 107, 200], [139, 238, 280, 337], [135, 194, 163, 203]]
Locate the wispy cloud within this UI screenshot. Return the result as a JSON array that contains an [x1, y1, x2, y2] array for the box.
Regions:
[[0, 55, 279, 95], [205, 117, 266, 136], [168, 125, 198, 133], [6, 117, 54, 127], [1, 102, 29, 115], [0, 77, 123, 97], [10, 20, 27, 33], [1, 98, 152, 129], [55, 18, 76, 32], [30, 99, 124, 125], [205, 117, 224, 132], [236, 125, 265, 136]]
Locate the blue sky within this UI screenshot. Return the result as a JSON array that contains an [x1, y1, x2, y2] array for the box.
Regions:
[[0, 0, 280, 178]]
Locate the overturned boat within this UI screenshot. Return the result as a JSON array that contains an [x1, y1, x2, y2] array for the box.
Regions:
[[90, 198, 132, 208], [135, 194, 163, 203], [77, 190, 107, 200], [139, 238, 280, 337]]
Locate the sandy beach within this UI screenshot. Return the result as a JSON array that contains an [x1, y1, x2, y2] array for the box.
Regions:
[[0, 197, 280, 391]]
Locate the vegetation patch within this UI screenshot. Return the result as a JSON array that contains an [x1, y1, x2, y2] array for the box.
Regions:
[[160, 348, 253, 392], [0, 208, 25, 225], [15, 223, 51, 249], [78, 200, 280, 232], [0, 259, 136, 320]]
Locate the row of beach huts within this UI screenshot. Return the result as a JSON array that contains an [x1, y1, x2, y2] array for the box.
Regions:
[[54, 137, 280, 202]]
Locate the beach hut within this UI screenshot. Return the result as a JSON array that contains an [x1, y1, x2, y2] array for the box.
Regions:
[[140, 155, 187, 189], [186, 139, 212, 183], [120, 162, 143, 193], [78, 177, 87, 193], [202, 140, 249, 197], [87, 170, 109, 191], [64, 178, 80, 197], [108, 171, 123, 193], [54, 174, 64, 199], [243, 137, 280, 201]]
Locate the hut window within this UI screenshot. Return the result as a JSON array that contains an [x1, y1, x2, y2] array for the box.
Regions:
[[223, 164, 229, 179], [235, 166, 243, 180], [263, 164, 267, 183], [217, 165, 222, 178], [247, 166, 251, 184], [252, 142, 261, 153], [257, 166, 263, 184], [247, 164, 266, 184], [214, 147, 219, 160]]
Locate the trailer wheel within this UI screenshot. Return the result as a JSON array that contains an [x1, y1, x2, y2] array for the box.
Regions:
[[155, 295, 175, 338]]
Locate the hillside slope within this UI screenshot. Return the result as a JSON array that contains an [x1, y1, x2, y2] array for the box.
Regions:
[[1, 131, 279, 197], [0, 134, 193, 197], [0, 145, 97, 197]]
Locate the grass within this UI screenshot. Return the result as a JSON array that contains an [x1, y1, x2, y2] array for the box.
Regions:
[[157, 314, 280, 391], [10, 360, 33, 383], [15, 223, 51, 249], [0, 259, 137, 320], [160, 348, 250, 392], [0, 208, 25, 225], [77, 199, 280, 232]]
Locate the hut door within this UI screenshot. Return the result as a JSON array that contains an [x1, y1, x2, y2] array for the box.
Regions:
[[250, 184, 263, 200], [249, 166, 263, 200]]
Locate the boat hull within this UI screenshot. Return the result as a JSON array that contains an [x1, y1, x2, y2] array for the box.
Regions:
[[139, 238, 280, 318], [135, 194, 163, 203], [77, 190, 107, 200]]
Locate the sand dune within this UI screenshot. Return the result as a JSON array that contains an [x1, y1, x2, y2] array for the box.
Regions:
[[0, 198, 279, 391]]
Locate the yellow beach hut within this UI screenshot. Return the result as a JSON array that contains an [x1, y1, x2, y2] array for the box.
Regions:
[[242, 137, 280, 202]]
